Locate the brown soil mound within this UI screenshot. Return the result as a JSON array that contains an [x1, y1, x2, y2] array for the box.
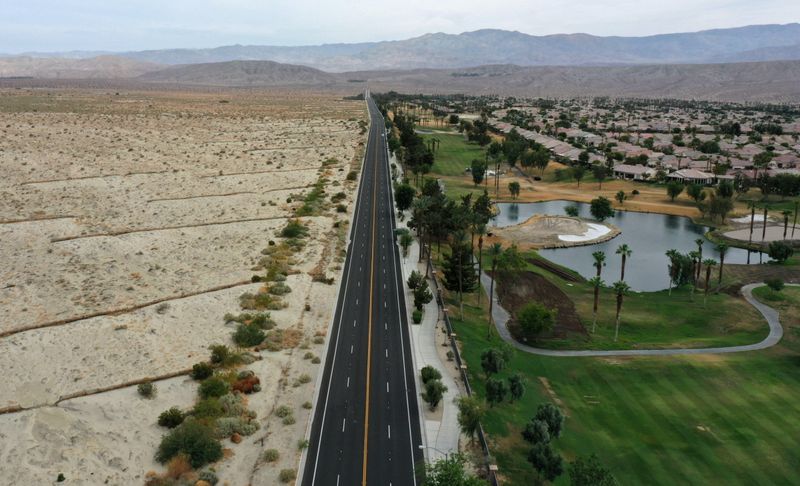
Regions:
[[493, 271, 586, 339]]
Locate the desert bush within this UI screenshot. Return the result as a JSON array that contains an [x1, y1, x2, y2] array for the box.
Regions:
[[155, 302, 170, 315], [275, 405, 293, 418], [281, 219, 309, 239], [138, 381, 156, 399], [297, 374, 312, 384], [156, 420, 223, 468], [331, 191, 347, 202], [346, 170, 358, 181], [412, 309, 423, 324], [303, 352, 315, 360], [311, 356, 321, 364], [313, 336, 325, 344], [197, 471, 219, 485], [158, 407, 185, 429], [279, 469, 297, 483], [199, 377, 230, 399], [269, 282, 292, 295], [190, 362, 213, 381], [336, 204, 347, 213], [250, 313, 276, 330], [263, 449, 280, 463], [215, 417, 259, 438], [282, 415, 296, 425], [233, 323, 266, 347], [219, 393, 245, 416], [232, 375, 261, 394], [193, 398, 224, 420], [297, 439, 309, 450], [303, 401, 313, 409]]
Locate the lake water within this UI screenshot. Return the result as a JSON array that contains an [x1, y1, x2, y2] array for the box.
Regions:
[[491, 201, 767, 292]]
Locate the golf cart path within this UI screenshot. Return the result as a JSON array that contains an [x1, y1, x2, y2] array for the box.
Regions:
[[480, 271, 795, 357]]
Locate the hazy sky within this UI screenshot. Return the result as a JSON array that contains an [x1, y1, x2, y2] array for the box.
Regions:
[[2, 0, 799, 53]]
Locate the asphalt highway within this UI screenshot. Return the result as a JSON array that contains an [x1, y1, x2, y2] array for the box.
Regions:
[[302, 94, 423, 486]]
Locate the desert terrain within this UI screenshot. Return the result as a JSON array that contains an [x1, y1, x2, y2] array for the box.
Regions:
[[0, 87, 366, 484]]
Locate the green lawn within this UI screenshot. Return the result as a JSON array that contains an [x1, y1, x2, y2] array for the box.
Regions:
[[482, 250, 768, 350], [450, 289, 800, 485], [422, 133, 487, 177]]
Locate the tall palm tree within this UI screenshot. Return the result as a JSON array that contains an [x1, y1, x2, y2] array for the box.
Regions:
[[666, 249, 680, 295], [589, 276, 604, 333], [762, 205, 769, 243], [612, 280, 631, 342], [487, 243, 503, 338], [476, 223, 487, 305], [689, 250, 701, 300], [747, 201, 756, 247], [702, 259, 717, 308], [591, 251, 606, 332], [694, 238, 705, 281], [452, 230, 468, 320], [616, 244, 632, 281], [782, 210, 791, 239], [792, 201, 798, 238], [716, 243, 728, 285]]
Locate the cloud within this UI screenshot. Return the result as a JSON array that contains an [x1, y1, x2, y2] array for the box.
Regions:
[[1, 0, 798, 52]]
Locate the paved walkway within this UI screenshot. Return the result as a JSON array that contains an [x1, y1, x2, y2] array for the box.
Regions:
[[394, 158, 461, 461], [480, 270, 795, 357]]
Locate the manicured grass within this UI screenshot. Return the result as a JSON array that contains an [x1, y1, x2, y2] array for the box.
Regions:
[[481, 250, 768, 350], [449, 289, 800, 485], [422, 133, 487, 177]]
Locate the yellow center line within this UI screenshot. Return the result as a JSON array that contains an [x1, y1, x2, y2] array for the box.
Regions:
[[362, 119, 379, 485]]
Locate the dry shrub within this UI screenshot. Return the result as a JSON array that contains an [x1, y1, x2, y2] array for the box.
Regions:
[[166, 455, 193, 479], [232, 375, 261, 394]]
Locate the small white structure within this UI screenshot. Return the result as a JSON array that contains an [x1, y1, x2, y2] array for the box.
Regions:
[[613, 164, 656, 181], [667, 169, 715, 185]]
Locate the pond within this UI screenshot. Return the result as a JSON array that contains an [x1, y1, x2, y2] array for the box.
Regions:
[[491, 201, 768, 292]]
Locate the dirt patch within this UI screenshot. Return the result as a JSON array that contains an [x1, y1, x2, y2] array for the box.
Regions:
[[493, 270, 586, 338], [537, 377, 568, 416]]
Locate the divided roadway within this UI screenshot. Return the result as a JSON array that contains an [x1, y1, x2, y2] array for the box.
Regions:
[[302, 95, 423, 486]]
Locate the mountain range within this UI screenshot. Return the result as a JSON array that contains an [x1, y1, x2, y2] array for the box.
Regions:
[[5, 23, 800, 71]]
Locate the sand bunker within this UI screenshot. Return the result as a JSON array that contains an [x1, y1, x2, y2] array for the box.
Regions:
[[493, 215, 617, 249]]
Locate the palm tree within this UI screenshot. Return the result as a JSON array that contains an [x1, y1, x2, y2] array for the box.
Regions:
[[452, 230, 468, 320], [616, 244, 632, 281], [589, 276, 604, 333], [694, 238, 705, 281], [747, 201, 756, 247], [487, 243, 503, 338], [762, 205, 769, 243], [666, 249, 680, 295], [716, 243, 728, 285], [612, 280, 631, 342], [702, 259, 717, 307], [782, 210, 791, 239], [591, 251, 606, 332], [792, 201, 798, 238], [476, 223, 487, 305], [688, 250, 701, 300]]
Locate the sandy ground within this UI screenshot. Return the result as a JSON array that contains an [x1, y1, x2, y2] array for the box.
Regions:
[[493, 215, 617, 249], [724, 225, 799, 243], [0, 88, 365, 484]]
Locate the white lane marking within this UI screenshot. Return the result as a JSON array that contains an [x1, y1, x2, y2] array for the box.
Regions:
[[347, 376, 350, 388], [337, 475, 340, 486], [388, 424, 391, 439], [342, 418, 346, 432], [356, 298, 359, 305], [385, 349, 388, 358], [353, 319, 357, 327], [350, 344, 354, 354], [384, 322, 387, 330], [386, 381, 389, 393]]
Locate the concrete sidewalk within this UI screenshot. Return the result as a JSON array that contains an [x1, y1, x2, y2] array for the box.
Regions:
[[392, 159, 461, 462]]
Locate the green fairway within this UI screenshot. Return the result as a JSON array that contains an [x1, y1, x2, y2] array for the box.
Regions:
[[450, 289, 800, 485], [422, 132, 487, 177]]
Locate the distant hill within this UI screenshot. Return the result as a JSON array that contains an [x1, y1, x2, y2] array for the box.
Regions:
[[0, 55, 161, 78], [139, 60, 338, 86], [348, 61, 800, 103], [115, 23, 800, 71], [131, 58, 800, 103]]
